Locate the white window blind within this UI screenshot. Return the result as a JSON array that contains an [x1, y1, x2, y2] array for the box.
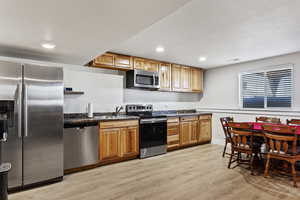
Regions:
[[240, 66, 293, 109]]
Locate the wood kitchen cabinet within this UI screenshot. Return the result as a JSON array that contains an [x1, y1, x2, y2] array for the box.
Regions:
[[191, 68, 203, 92], [91, 53, 133, 70], [99, 128, 121, 161], [181, 66, 191, 92], [114, 54, 133, 70], [94, 53, 115, 67], [167, 117, 180, 149], [133, 57, 159, 72], [179, 116, 198, 146], [120, 126, 139, 157], [198, 115, 212, 143], [99, 120, 139, 162], [172, 65, 192, 92], [159, 63, 172, 91], [172, 64, 182, 91]]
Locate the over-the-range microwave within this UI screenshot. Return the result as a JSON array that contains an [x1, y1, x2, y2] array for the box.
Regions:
[[126, 69, 160, 89]]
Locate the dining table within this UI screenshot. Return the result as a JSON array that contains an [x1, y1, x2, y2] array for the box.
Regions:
[[240, 122, 300, 173], [249, 122, 300, 135]]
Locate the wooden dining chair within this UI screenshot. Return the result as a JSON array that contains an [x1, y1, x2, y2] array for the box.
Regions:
[[256, 116, 281, 124], [287, 119, 300, 126], [227, 122, 258, 174], [220, 117, 234, 157], [262, 124, 300, 187]]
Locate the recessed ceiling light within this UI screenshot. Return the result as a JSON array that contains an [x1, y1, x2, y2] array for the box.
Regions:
[[156, 46, 165, 53], [199, 57, 207, 62], [41, 43, 56, 49]]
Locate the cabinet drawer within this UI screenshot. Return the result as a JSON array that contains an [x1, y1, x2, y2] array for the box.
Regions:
[[100, 120, 139, 129], [168, 125, 179, 136], [199, 115, 211, 120], [180, 116, 198, 122], [167, 117, 179, 124], [168, 134, 179, 143]]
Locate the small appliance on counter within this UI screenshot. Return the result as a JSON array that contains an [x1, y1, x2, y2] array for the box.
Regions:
[[126, 69, 160, 90], [126, 104, 167, 158], [87, 103, 93, 118]]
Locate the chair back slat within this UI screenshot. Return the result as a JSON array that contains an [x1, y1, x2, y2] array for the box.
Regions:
[[220, 117, 233, 139], [287, 119, 300, 126], [227, 122, 254, 149], [263, 125, 297, 155], [256, 116, 281, 124]]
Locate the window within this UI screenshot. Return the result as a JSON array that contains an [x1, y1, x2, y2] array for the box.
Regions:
[[240, 66, 293, 109]]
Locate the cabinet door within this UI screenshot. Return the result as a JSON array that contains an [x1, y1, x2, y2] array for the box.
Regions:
[[133, 57, 145, 70], [180, 121, 191, 146], [94, 53, 115, 66], [115, 55, 133, 70], [145, 60, 159, 72], [191, 68, 203, 92], [159, 63, 171, 91], [120, 126, 139, 157], [198, 118, 212, 143], [172, 64, 181, 91], [99, 128, 121, 161], [190, 120, 198, 144], [181, 66, 191, 91]]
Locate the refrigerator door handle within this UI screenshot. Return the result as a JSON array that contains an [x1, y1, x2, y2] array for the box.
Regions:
[[24, 84, 28, 137], [17, 83, 22, 138]]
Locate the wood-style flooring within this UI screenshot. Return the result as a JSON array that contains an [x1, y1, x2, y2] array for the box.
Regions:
[[9, 144, 300, 200]]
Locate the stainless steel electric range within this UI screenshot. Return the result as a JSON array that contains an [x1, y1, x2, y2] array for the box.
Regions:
[[126, 105, 167, 158]]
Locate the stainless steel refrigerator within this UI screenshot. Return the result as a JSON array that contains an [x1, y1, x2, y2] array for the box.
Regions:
[[0, 61, 64, 190]]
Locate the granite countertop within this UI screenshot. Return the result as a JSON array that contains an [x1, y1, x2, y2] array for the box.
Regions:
[[64, 113, 139, 128], [153, 110, 212, 117], [64, 110, 212, 128]]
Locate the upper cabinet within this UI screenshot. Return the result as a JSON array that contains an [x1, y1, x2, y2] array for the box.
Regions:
[[159, 63, 172, 91], [94, 53, 115, 67], [171, 65, 203, 93], [171, 64, 182, 92], [181, 66, 191, 92], [91, 53, 133, 70], [191, 68, 203, 92], [133, 58, 159, 72], [89, 52, 204, 93]]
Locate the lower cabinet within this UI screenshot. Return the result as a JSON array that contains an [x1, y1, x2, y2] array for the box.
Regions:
[[167, 117, 180, 149], [198, 115, 212, 143], [99, 120, 139, 162], [99, 128, 121, 160], [120, 126, 139, 157], [179, 116, 199, 146], [168, 114, 212, 149]]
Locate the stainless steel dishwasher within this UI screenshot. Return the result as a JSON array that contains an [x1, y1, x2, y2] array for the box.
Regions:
[[64, 125, 99, 170]]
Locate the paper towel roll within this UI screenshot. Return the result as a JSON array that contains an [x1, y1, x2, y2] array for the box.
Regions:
[[87, 103, 93, 118]]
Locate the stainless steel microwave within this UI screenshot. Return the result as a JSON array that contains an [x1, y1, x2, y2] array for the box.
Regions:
[[126, 69, 160, 89]]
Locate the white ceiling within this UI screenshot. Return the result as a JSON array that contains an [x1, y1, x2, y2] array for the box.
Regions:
[[112, 0, 300, 69], [0, 0, 191, 65]]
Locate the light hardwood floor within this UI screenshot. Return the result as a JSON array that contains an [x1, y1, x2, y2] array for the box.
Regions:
[[9, 144, 300, 200]]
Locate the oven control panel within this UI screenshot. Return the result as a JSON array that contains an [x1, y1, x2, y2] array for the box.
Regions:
[[126, 104, 153, 113]]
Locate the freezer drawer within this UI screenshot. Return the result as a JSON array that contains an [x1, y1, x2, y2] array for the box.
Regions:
[[64, 126, 99, 170]]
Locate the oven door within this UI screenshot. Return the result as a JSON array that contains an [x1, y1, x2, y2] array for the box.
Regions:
[[134, 70, 159, 89], [139, 118, 167, 149]]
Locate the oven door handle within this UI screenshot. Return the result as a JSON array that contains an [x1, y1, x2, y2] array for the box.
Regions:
[[140, 118, 167, 124]]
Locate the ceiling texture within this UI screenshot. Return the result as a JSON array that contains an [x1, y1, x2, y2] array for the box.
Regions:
[[1, 0, 300, 68], [113, 0, 300, 69], [0, 0, 191, 65]]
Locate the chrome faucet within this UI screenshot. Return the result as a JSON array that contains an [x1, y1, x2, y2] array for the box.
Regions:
[[114, 106, 123, 116]]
